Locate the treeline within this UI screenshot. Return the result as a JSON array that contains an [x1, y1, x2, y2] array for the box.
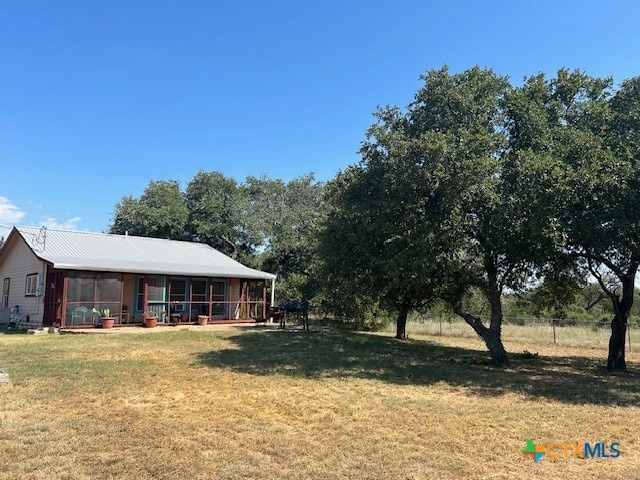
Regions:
[[453, 285, 640, 325], [109, 172, 324, 299], [110, 66, 640, 370]]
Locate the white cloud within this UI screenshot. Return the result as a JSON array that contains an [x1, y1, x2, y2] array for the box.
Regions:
[[0, 197, 26, 224], [0, 197, 84, 232], [39, 216, 83, 231]]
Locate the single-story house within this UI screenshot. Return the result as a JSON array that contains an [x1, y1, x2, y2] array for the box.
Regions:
[[0, 226, 276, 328]]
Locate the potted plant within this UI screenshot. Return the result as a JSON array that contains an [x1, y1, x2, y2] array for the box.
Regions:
[[143, 310, 158, 328], [93, 308, 116, 329], [90, 307, 100, 326]]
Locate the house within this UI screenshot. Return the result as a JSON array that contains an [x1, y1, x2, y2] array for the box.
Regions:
[[0, 226, 276, 328]]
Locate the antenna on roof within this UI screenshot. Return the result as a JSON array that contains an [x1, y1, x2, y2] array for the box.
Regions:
[[32, 226, 47, 252]]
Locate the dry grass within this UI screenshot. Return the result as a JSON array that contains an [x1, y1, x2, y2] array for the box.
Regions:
[[392, 317, 637, 349], [0, 326, 639, 479]]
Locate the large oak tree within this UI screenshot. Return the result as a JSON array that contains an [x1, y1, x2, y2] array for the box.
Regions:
[[321, 67, 551, 365], [506, 69, 640, 369]]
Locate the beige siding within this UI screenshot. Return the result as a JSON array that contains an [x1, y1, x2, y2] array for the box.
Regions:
[[0, 236, 47, 326], [228, 278, 240, 302], [122, 274, 136, 312], [228, 278, 240, 319], [121, 274, 137, 323]]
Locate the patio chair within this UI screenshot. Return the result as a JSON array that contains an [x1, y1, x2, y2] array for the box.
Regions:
[[70, 306, 88, 325]]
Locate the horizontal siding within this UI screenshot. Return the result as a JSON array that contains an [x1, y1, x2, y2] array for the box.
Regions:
[[0, 235, 46, 326]]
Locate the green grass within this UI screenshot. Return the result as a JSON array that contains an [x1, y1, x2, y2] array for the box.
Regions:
[[0, 326, 639, 479]]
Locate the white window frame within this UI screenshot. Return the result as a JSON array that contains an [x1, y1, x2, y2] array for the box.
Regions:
[[1, 278, 9, 307], [25, 273, 38, 297]]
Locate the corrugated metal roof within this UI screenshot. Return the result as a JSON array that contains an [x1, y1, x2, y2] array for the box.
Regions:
[[15, 226, 276, 280]]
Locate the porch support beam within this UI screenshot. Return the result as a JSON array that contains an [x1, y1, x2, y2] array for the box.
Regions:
[[270, 277, 276, 323]]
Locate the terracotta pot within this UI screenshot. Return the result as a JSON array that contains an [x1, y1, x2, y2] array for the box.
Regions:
[[143, 317, 158, 328], [198, 315, 208, 326], [101, 317, 116, 329]]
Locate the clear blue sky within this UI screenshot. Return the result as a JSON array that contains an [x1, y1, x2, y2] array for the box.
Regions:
[[1, 1, 638, 234]]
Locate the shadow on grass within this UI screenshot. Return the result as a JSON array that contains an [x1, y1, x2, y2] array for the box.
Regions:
[[197, 329, 640, 406], [0, 326, 29, 335]]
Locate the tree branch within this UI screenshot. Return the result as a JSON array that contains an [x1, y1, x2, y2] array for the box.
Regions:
[[584, 291, 607, 311], [586, 258, 619, 308], [566, 244, 623, 277]]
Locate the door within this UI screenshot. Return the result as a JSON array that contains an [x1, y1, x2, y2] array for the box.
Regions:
[[43, 270, 65, 327], [191, 279, 207, 317], [169, 278, 188, 321], [210, 280, 226, 319]]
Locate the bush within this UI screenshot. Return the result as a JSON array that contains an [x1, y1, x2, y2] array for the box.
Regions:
[[318, 295, 394, 332]]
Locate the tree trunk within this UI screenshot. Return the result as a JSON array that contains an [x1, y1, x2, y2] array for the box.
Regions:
[[485, 264, 509, 366], [395, 305, 408, 340], [453, 305, 509, 366], [607, 311, 627, 370], [606, 274, 634, 370], [451, 257, 509, 366], [481, 327, 509, 366]]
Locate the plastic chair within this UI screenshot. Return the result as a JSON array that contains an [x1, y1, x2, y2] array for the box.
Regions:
[[70, 306, 88, 325]]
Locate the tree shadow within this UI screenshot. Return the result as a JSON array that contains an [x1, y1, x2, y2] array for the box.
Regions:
[[0, 326, 29, 335], [196, 329, 640, 406]]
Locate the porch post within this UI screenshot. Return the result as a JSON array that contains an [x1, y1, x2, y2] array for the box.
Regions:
[[270, 277, 276, 323], [143, 276, 148, 318], [262, 285, 267, 321], [270, 278, 276, 305], [61, 274, 68, 328], [118, 274, 124, 325]]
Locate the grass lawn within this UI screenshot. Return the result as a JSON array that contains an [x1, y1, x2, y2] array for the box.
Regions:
[[0, 326, 639, 479]]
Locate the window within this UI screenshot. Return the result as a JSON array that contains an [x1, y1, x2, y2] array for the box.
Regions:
[[67, 274, 94, 302], [136, 276, 165, 312], [97, 276, 121, 303], [65, 272, 122, 326], [147, 276, 165, 302], [25, 274, 38, 297], [191, 279, 207, 303], [169, 278, 186, 304], [1, 278, 9, 307]]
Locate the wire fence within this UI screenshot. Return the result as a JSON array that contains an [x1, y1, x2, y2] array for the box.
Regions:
[[405, 315, 637, 350]]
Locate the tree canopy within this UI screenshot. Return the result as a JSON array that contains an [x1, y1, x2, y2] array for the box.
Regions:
[[110, 180, 189, 240], [246, 174, 325, 298], [320, 66, 640, 368], [505, 70, 640, 369], [107, 66, 640, 370], [109, 171, 325, 298]]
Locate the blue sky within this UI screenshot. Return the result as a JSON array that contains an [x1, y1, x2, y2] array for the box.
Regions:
[[1, 1, 638, 234]]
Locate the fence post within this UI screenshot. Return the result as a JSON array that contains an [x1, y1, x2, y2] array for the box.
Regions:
[[552, 319, 556, 345]]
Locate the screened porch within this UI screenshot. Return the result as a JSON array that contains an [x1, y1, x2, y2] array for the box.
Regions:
[[44, 270, 270, 328]]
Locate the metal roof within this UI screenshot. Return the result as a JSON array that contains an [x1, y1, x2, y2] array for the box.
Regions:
[[14, 226, 276, 280]]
